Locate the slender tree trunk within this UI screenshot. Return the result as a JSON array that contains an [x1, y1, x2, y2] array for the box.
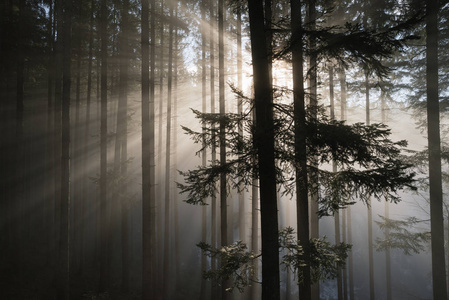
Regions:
[[250, 176, 260, 300], [173, 16, 180, 292], [142, 0, 156, 298], [248, 1, 280, 299], [291, 1, 311, 299], [45, 0, 55, 258], [73, 2, 83, 273], [209, 0, 217, 298], [339, 76, 353, 300], [200, 0, 208, 297], [379, 89, 392, 300], [57, 0, 72, 298], [53, 0, 64, 292], [81, 0, 95, 273], [116, 0, 130, 291], [365, 71, 375, 300], [163, 3, 174, 298], [99, 0, 109, 291], [237, 6, 244, 246], [340, 69, 353, 300], [306, 0, 319, 296], [218, 0, 229, 298], [156, 4, 165, 293], [426, 1, 448, 299], [329, 65, 343, 300]]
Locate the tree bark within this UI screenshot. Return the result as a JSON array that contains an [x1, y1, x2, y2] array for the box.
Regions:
[[163, 3, 174, 298], [291, 1, 311, 299], [426, 1, 448, 299], [116, 0, 130, 291], [365, 71, 375, 300], [248, 1, 280, 299], [218, 0, 229, 298], [209, 0, 217, 298], [57, 0, 72, 298], [200, 0, 208, 298], [99, 0, 109, 291], [329, 65, 343, 300], [306, 0, 319, 296], [142, 0, 156, 297]]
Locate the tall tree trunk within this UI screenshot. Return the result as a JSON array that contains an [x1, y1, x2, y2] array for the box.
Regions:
[[237, 5, 244, 246], [209, 0, 217, 298], [426, 1, 448, 299], [306, 7, 320, 300], [142, 0, 156, 297], [200, 0, 208, 297], [81, 0, 95, 273], [57, 0, 72, 298], [14, 0, 26, 285], [379, 89, 392, 300], [157, 2, 165, 291], [99, 0, 109, 291], [247, 1, 280, 299], [329, 65, 343, 300], [116, 0, 130, 291], [53, 0, 64, 292], [291, 1, 311, 299], [365, 71, 375, 300], [306, 0, 319, 296], [163, 3, 174, 298], [340, 69, 353, 300], [45, 0, 55, 258], [173, 16, 180, 292], [218, 0, 229, 297], [73, 2, 83, 274]]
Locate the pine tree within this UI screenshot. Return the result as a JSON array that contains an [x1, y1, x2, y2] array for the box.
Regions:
[[426, 1, 447, 298]]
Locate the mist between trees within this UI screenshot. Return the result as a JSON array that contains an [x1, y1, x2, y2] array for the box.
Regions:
[[1, 0, 448, 300]]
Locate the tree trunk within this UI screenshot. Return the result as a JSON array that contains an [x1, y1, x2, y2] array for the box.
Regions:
[[200, 0, 208, 298], [173, 16, 181, 292], [209, 0, 217, 298], [329, 65, 343, 300], [57, 0, 72, 298], [247, 1, 280, 299], [163, 3, 174, 298], [116, 0, 130, 291], [15, 0, 25, 275], [365, 71, 375, 300], [99, 0, 109, 291], [426, 1, 448, 299], [291, 1, 311, 299], [73, 2, 83, 274], [142, 0, 156, 297], [52, 0, 64, 295], [157, 3, 165, 286], [81, 0, 95, 273], [340, 69, 352, 300], [250, 176, 260, 300], [306, 0, 319, 296], [237, 5, 244, 246], [45, 0, 55, 259], [218, 0, 229, 298]]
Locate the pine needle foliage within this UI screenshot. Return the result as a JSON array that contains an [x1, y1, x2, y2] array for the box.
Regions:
[[375, 216, 430, 255], [197, 227, 351, 292], [177, 98, 416, 215]]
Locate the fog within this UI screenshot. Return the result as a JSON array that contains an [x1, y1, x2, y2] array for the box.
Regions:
[[1, 0, 447, 300]]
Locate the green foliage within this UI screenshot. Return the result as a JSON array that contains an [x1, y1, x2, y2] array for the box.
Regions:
[[375, 216, 430, 255], [178, 97, 416, 215], [279, 227, 351, 284], [197, 241, 260, 292], [198, 228, 351, 292]]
